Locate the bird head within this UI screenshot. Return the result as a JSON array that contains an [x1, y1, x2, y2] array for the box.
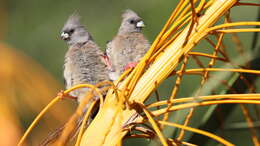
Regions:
[[61, 13, 91, 46], [119, 9, 145, 34]]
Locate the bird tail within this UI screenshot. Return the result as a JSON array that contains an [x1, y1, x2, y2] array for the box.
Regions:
[[39, 112, 85, 146], [39, 102, 99, 146]]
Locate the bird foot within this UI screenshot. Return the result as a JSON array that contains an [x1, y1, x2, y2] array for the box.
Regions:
[[124, 62, 138, 71], [57, 90, 77, 100]]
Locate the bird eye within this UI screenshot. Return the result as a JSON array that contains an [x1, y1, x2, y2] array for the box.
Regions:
[[129, 20, 135, 24], [69, 29, 75, 34]]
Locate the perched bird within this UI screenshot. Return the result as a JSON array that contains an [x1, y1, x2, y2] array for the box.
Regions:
[[41, 13, 109, 145], [106, 9, 150, 81], [61, 13, 109, 102]]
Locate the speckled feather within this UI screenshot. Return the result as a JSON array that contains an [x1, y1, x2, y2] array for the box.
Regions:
[[107, 9, 150, 80], [41, 14, 109, 145], [64, 41, 108, 102], [61, 13, 109, 102], [110, 33, 149, 72]]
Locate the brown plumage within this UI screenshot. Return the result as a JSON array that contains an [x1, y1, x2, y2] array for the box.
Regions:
[[106, 9, 150, 81]]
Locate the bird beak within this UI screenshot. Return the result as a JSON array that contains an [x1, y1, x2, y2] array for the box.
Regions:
[[61, 32, 69, 40], [136, 21, 145, 28]]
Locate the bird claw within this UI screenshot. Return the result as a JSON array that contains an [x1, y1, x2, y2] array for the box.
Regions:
[[124, 62, 138, 71], [57, 90, 77, 100]]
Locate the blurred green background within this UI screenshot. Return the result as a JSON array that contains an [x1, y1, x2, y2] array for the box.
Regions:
[[1, 0, 260, 145], [4, 0, 176, 83], [3, 0, 259, 86]]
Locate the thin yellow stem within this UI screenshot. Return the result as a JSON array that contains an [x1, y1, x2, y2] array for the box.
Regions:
[[18, 96, 61, 146], [153, 99, 260, 116], [188, 52, 226, 61], [159, 121, 234, 146], [167, 138, 198, 146], [162, 56, 188, 127], [141, 104, 168, 146], [147, 94, 260, 108], [239, 104, 260, 146], [207, 22, 260, 32], [216, 28, 260, 33], [180, 68, 260, 75], [76, 100, 98, 146]]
